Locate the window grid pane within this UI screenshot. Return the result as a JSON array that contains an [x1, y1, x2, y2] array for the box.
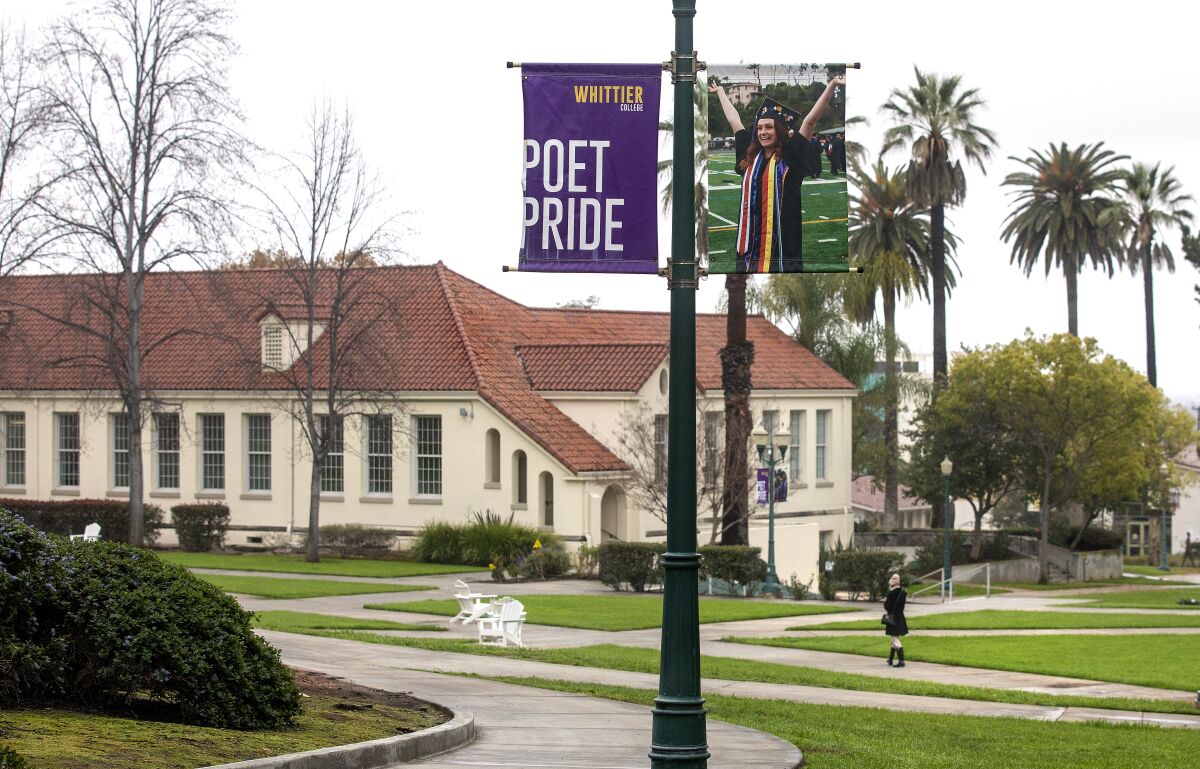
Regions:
[[112, 413, 130, 488], [4, 413, 25, 486], [415, 416, 441, 496], [368, 416, 393, 494], [201, 414, 225, 490], [247, 415, 271, 491], [156, 413, 180, 489], [318, 415, 344, 493], [816, 410, 829, 480], [57, 413, 80, 487], [703, 412, 721, 487], [789, 411, 803, 481], [653, 414, 668, 482]]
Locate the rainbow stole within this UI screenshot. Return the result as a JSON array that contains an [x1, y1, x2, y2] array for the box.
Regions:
[[736, 151, 789, 272]]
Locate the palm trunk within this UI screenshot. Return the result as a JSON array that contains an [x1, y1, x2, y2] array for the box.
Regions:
[[883, 288, 899, 530], [1065, 259, 1079, 337], [1142, 246, 1157, 387], [929, 203, 947, 530], [720, 274, 754, 545]]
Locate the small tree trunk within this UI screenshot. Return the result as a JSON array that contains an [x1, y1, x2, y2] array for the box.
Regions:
[[306, 464, 322, 562], [128, 400, 144, 547], [971, 510, 984, 561], [1142, 247, 1157, 387], [1039, 458, 1052, 584]]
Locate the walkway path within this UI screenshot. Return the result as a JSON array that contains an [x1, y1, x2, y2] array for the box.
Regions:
[[264, 631, 801, 769]]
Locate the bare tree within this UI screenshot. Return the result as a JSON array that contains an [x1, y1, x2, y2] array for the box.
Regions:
[[250, 101, 402, 563], [33, 0, 245, 545], [0, 23, 55, 275]]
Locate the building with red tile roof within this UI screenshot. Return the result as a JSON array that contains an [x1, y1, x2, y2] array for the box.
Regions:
[[0, 263, 856, 578]]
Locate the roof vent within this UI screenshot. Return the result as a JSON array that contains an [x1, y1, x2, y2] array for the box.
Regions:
[[262, 324, 284, 370]]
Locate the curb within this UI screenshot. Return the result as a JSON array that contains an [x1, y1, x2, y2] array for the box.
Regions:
[[203, 708, 475, 769]]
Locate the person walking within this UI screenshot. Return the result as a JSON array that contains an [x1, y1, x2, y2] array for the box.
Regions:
[[883, 572, 908, 666]]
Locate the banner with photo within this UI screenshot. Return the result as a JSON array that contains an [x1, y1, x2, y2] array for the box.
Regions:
[[704, 63, 850, 274], [519, 63, 662, 273], [756, 468, 788, 503]]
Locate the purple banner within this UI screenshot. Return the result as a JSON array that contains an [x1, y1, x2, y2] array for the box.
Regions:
[[520, 63, 661, 273], [756, 468, 788, 503]]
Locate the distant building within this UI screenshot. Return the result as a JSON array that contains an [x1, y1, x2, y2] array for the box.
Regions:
[[851, 475, 931, 530], [724, 82, 761, 107]]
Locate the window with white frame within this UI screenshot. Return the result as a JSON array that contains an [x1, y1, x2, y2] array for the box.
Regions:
[[763, 409, 778, 436], [56, 413, 80, 487], [155, 413, 180, 489], [367, 415, 393, 495], [318, 414, 344, 493], [414, 415, 441, 496], [200, 414, 225, 490], [788, 410, 805, 481], [3, 413, 25, 487], [815, 409, 831, 480], [653, 413, 668, 482], [245, 414, 271, 491], [702, 411, 722, 487], [111, 413, 130, 489], [512, 449, 527, 505]]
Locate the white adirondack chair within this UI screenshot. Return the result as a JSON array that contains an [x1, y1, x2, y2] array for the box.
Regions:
[[450, 580, 497, 625], [477, 598, 526, 648], [69, 522, 101, 542]]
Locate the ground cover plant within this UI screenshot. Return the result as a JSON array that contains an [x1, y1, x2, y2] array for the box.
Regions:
[[366, 594, 852, 631], [288, 634, 1198, 717], [252, 610, 446, 633], [159, 551, 478, 577], [798, 609, 1200, 631], [487, 677, 1199, 769], [726, 634, 1198, 691], [0, 672, 446, 769], [195, 574, 434, 599], [1065, 587, 1200, 610]]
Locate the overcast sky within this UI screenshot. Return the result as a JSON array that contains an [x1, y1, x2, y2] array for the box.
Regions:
[[11, 0, 1200, 409]]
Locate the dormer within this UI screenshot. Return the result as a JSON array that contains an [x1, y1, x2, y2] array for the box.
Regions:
[[258, 311, 325, 371]]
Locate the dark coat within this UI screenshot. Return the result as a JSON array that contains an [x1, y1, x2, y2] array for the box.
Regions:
[[883, 586, 908, 637], [734, 128, 820, 271]]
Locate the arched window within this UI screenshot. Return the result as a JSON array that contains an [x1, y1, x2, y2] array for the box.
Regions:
[[539, 471, 554, 527], [512, 450, 527, 506], [485, 429, 500, 486]]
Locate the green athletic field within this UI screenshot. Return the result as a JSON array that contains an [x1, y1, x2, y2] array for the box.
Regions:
[[706, 149, 848, 274]]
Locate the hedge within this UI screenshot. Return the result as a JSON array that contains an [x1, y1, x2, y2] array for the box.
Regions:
[[310, 524, 395, 558], [598, 541, 664, 592], [830, 549, 905, 601], [171, 503, 230, 552], [0, 498, 162, 546], [698, 544, 767, 587], [410, 511, 560, 582], [0, 511, 300, 730]]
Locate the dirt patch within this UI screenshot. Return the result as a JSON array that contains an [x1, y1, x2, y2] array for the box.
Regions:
[[293, 669, 452, 732]]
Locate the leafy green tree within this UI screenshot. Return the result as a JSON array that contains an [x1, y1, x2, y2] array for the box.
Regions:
[[1119, 162, 1194, 386], [847, 162, 930, 526], [1001, 143, 1126, 337], [882, 67, 996, 389]]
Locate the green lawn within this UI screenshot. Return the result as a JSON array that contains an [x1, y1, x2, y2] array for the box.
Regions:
[[706, 149, 849, 273], [0, 693, 444, 769], [995, 577, 1192, 591], [489, 677, 1198, 769], [160, 551, 479, 577], [196, 573, 433, 599], [300, 633, 1197, 717], [1126, 564, 1200, 576], [366, 594, 852, 631], [798, 609, 1200, 631], [726, 634, 1199, 691], [252, 610, 446, 632], [1066, 587, 1200, 610], [907, 582, 1010, 598]]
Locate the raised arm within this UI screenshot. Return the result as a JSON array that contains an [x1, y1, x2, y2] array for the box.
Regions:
[[709, 81, 744, 133], [798, 75, 846, 140]]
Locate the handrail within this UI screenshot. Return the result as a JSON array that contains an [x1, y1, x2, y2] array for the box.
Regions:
[[907, 562, 992, 603]]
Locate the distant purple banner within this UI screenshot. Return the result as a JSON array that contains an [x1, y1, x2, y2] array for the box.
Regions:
[[520, 63, 661, 273], [757, 468, 788, 503]]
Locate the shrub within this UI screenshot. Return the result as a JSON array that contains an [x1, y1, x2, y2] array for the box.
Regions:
[[598, 542, 664, 592], [830, 549, 905, 601], [0, 513, 69, 701], [410, 521, 466, 564], [0, 511, 300, 730], [0, 746, 29, 769], [460, 510, 541, 580], [313, 524, 395, 558], [787, 572, 814, 600], [574, 544, 600, 578], [515, 538, 571, 581], [1050, 523, 1124, 552], [0, 498, 162, 546], [698, 545, 767, 587], [171, 503, 230, 552]]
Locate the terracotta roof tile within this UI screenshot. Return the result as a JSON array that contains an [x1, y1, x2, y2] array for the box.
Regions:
[[516, 344, 667, 391]]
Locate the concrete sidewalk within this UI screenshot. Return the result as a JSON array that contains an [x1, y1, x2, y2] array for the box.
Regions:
[[264, 631, 801, 769], [260, 630, 1200, 731]]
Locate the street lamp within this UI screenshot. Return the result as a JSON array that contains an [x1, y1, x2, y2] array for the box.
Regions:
[[753, 424, 790, 596], [1160, 463, 1172, 572], [940, 456, 954, 600]]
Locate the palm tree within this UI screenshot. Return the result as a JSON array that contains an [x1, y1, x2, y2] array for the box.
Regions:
[[1119, 162, 1194, 387], [882, 67, 996, 388], [1001, 142, 1127, 336], [847, 161, 931, 525]]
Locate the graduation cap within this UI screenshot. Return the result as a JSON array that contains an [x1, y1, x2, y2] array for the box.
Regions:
[[755, 98, 802, 128]]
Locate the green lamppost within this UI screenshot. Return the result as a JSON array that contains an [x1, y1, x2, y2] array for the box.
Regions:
[[649, 1, 708, 767], [940, 456, 953, 599], [753, 425, 790, 596]]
